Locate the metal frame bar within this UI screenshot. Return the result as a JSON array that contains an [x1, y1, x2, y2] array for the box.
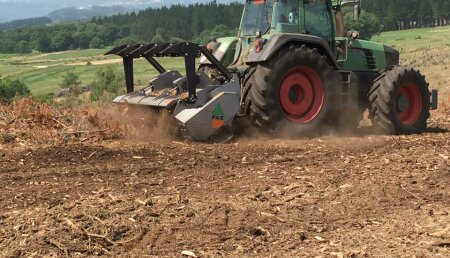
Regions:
[[105, 42, 232, 102], [123, 57, 134, 93]]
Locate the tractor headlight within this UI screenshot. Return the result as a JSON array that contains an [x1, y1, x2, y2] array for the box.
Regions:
[[254, 38, 268, 53]]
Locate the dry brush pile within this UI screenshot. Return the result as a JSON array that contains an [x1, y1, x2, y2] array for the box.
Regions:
[[0, 98, 179, 146], [0, 98, 124, 145]]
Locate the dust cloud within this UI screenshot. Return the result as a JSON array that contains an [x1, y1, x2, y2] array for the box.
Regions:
[[232, 109, 391, 151], [100, 104, 178, 143]]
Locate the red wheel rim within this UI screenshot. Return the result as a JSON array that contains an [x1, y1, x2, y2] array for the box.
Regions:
[[396, 83, 422, 126], [279, 66, 324, 123]]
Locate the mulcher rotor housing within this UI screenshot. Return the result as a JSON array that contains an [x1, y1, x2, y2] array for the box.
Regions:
[[108, 0, 438, 141], [107, 42, 240, 141]]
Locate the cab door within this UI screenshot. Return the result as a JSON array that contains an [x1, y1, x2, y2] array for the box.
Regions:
[[301, 0, 335, 49]]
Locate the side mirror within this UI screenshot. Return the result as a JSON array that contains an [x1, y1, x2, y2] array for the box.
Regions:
[[353, 5, 361, 21]]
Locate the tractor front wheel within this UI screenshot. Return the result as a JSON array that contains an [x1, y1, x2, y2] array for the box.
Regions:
[[242, 45, 339, 134], [369, 66, 431, 134]]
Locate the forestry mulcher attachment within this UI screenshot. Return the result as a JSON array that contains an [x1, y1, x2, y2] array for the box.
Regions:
[[107, 43, 240, 141], [108, 0, 438, 141]]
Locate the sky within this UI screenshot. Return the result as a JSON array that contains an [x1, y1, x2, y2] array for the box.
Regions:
[[0, 0, 236, 22]]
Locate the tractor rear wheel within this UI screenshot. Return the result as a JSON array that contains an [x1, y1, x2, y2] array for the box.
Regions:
[[242, 45, 339, 134], [369, 66, 430, 134]]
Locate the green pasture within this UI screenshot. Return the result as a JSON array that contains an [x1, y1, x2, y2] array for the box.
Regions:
[[0, 48, 185, 97], [372, 25, 450, 52]]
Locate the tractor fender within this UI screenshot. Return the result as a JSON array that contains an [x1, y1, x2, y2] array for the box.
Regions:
[[246, 33, 340, 68]]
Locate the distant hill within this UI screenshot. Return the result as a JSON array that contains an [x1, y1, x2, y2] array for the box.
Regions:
[[0, 0, 237, 22], [47, 6, 134, 22], [0, 5, 135, 31], [0, 17, 52, 31]]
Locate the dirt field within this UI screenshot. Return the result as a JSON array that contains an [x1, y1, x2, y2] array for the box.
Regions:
[[1, 105, 450, 257]]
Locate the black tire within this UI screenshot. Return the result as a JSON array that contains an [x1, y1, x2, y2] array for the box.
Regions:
[[369, 66, 430, 134], [242, 45, 340, 134]]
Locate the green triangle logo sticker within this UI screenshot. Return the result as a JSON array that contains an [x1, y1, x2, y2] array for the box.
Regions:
[[211, 104, 225, 129], [212, 104, 224, 117]]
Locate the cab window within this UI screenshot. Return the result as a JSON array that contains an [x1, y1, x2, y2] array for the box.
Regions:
[[272, 0, 300, 33], [241, 0, 273, 36], [304, 0, 333, 41]]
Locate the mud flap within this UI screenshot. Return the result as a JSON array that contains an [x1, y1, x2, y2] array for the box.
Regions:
[[430, 89, 438, 110], [339, 71, 359, 112]]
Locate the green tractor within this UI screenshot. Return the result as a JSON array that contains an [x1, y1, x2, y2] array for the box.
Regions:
[[108, 0, 438, 141]]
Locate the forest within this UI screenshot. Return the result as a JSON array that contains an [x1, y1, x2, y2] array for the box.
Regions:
[[363, 0, 450, 30], [0, 0, 449, 54]]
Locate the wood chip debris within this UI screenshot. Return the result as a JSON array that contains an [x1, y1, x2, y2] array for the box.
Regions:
[[181, 250, 198, 257]]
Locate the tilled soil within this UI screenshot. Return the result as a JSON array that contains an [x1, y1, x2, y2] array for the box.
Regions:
[[1, 118, 450, 257]]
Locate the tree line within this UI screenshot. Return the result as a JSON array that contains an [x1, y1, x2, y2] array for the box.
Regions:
[[0, 0, 449, 54], [0, 2, 242, 54], [0, 17, 52, 31], [364, 0, 450, 30]]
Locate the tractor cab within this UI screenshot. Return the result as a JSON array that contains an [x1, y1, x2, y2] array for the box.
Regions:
[[240, 0, 334, 42], [237, 0, 386, 69], [227, 0, 338, 69]]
